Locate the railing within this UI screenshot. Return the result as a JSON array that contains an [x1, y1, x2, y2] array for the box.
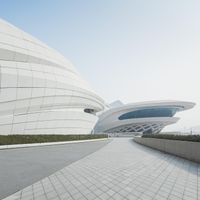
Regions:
[[108, 132, 142, 137]]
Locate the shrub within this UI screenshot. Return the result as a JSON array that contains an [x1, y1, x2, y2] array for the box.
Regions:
[[142, 134, 200, 142], [0, 134, 108, 145]]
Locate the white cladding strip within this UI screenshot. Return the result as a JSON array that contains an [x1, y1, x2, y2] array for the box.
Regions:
[[0, 18, 105, 135]]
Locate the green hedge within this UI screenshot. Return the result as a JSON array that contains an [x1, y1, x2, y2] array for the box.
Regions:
[[0, 134, 108, 145], [142, 134, 200, 142]]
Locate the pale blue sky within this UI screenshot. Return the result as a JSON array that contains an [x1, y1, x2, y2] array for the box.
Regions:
[[0, 0, 200, 131]]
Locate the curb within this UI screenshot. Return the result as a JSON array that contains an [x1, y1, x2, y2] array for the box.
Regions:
[[0, 138, 108, 150]]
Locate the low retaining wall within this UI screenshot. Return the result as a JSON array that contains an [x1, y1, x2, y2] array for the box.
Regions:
[[134, 136, 200, 163]]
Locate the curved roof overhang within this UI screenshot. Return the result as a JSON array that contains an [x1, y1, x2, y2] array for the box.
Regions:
[[99, 100, 195, 121]]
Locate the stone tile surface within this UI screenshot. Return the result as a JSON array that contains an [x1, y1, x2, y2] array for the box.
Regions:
[[0, 139, 110, 199], [3, 138, 200, 200]]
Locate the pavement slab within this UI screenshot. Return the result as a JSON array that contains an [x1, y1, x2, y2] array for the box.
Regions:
[[0, 139, 110, 199], [3, 138, 200, 200]]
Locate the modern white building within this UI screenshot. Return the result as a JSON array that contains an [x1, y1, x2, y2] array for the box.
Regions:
[[0, 18, 196, 136], [0, 18, 105, 135], [94, 100, 195, 134]]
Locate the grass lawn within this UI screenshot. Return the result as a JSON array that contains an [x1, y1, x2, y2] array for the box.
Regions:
[[0, 134, 108, 145], [142, 134, 200, 142]]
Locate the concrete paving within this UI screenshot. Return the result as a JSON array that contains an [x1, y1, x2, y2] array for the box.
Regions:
[[0, 139, 110, 200], [3, 138, 200, 200]]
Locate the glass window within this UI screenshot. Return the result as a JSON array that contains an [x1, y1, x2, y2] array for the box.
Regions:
[[118, 107, 178, 120]]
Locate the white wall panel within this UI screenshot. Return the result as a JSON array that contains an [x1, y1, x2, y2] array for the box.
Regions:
[[0, 18, 105, 135], [0, 125, 12, 135]]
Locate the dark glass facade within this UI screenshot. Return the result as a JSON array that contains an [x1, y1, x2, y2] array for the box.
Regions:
[[118, 107, 178, 120]]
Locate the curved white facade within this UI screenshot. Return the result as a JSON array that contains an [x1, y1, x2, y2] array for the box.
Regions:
[[94, 100, 195, 134], [0, 19, 105, 135]]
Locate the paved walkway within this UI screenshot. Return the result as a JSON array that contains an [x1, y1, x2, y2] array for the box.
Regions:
[[0, 139, 109, 199], [3, 138, 200, 200]]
